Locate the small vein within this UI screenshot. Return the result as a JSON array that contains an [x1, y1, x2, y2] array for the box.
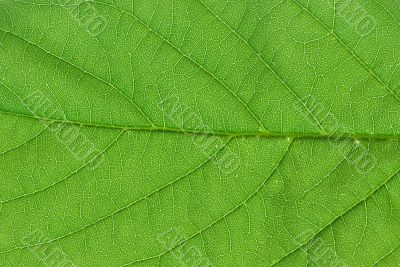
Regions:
[[0, 130, 125, 205], [0, 137, 233, 254], [372, 240, 400, 266], [84, 0, 268, 132], [369, 0, 400, 30], [12, 0, 268, 133], [0, 27, 155, 127], [271, 166, 400, 266], [120, 138, 293, 266], [290, 0, 400, 104], [197, 0, 325, 132], [0, 124, 49, 156]]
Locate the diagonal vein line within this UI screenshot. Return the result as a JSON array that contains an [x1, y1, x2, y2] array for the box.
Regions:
[[372, 239, 400, 266], [290, 0, 400, 103], [300, 144, 354, 199], [6, 0, 400, 122], [0, 28, 156, 127], [197, 0, 325, 132], [1, 1, 399, 266], [198, 0, 400, 134], [271, 165, 400, 266], [0, 124, 49, 156], [9, 0, 268, 133], [0, 130, 125, 205], [0, 137, 233, 254], [370, 0, 400, 30], [120, 138, 293, 267], [77, 0, 268, 132]]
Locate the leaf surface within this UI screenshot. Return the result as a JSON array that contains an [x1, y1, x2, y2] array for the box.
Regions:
[[1, 0, 400, 266]]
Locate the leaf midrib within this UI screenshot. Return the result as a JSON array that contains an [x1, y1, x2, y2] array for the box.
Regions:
[[2, 2, 400, 265], [6, 1, 400, 142], [3, 114, 400, 266], [1, 109, 400, 140]]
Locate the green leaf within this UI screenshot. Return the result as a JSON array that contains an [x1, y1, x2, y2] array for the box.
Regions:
[[1, 0, 400, 266]]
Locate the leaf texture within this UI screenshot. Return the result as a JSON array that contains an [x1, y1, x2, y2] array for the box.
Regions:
[[1, 0, 400, 266]]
